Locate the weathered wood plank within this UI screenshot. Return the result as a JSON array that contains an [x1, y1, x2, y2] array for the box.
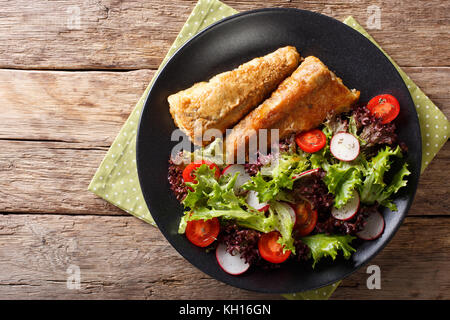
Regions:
[[0, 214, 279, 299], [0, 68, 448, 146], [0, 214, 447, 299], [333, 217, 450, 300], [0, 0, 447, 302], [0, 69, 447, 216], [0, 140, 124, 215], [0, 139, 448, 216], [0, 0, 448, 69], [0, 69, 154, 145], [402, 67, 450, 105], [410, 143, 450, 216]]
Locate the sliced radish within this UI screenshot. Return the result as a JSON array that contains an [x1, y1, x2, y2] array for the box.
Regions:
[[246, 190, 269, 212], [222, 164, 252, 194], [292, 168, 320, 180], [331, 190, 360, 221], [278, 202, 297, 225], [216, 243, 250, 275], [330, 132, 360, 162], [357, 210, 385, 240]]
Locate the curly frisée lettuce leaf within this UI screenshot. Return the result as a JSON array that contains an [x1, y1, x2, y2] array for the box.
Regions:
[[242, 152, 309, 203], [224, 200, 297, 254], [179, 164, 253, 232], [323, 162, 362, 209], [363, 145, 403, 186], [315, 140, 409, 211], [233, 212, 277, 234], [309, 144, 332, 170], [178, 165, 298, 252], [310, 116, 362, 209], [179, 207, 277, 234], [269, 201, 296, 253], [358, 146, 410, 211], [308, 126, 336, 171], [178, 164, 277, 234], [301, 234, 356, 268]]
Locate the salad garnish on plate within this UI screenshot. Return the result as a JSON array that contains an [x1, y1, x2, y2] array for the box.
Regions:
[[166, 47, 409, 275]]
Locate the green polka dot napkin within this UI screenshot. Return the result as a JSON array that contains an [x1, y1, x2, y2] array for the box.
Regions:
[[88, 0, 449, 300]]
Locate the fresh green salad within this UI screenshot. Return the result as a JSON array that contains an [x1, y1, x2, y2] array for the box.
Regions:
[[168, 97, 410, 275]]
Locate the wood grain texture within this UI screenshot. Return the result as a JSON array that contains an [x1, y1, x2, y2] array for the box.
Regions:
[[0, 69, 154, 145], [0, 68, 447, 216], [333, 216, 450, 300], [0, 214, 278, 299], [0, 214, 447, 299], [0, 68, 448, 146], [0, 140, 124, 215], [0, 0, 448, 70], [0, 139, 448, 216], [0, 0, 448, 300]]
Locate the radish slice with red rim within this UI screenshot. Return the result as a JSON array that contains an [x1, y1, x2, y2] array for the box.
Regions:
[[246, 190, 269, 212], [331, 190, 360, 221], [222, 164, 252, 194], [330, 132, 360, 162], [292, 168, 320, 180], [357, 210, 385, 240], [216, 243, 250, 275], [277, 202, 296, 224]]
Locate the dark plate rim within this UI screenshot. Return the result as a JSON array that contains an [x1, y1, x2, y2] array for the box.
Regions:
[[136, 7, 422, 294]]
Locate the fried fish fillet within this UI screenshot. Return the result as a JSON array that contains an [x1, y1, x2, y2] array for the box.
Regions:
[[168, 46, 301, 146], [226, 56, 360, 159]]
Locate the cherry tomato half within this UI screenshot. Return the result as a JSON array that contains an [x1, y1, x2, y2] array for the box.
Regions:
[[295, 129, 327, 153], [182, 160, 220, 183], [258, 231, 291, 264], [292, 201, 318, 237], [367, 94, 400, 124], [185, 217, 220, 248]]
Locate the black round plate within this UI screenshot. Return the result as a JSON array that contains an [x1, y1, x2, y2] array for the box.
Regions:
[[136, 8, 421, 293]]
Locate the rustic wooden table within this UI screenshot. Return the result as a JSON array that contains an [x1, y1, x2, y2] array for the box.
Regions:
[[0, 0, 448, 300]]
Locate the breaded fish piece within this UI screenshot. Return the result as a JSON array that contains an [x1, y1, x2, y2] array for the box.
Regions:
[[168, 46, 301, 146], [226, 56, 360, 159]]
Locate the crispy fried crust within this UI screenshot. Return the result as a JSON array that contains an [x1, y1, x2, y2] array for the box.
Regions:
[[225, 56, 360, 159], [168, 46, 301, 146]]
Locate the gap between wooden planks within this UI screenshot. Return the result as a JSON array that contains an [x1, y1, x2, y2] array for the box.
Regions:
[[0, 0, 448, 69], [0, 214, 448, 299], [0, 67, 448, 145], [0, 67, 448, 299], [0, 68, 448, 216], [0, 139, 448, 216], [0, 0, 448, 300]]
